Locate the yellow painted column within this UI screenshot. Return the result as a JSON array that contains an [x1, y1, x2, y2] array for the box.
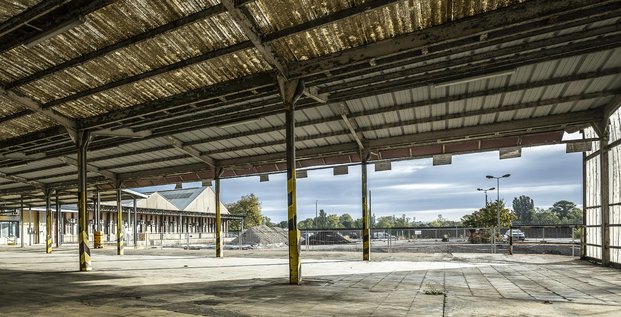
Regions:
[[278, 76, 304, 284], [77, 130, 92, 271], [361, 151, 370, 261], [45, 190, 53, 254]]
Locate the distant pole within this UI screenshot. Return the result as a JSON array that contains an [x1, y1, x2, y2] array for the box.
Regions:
[[477, 187, 495, 206], [486, 174, 510, 247]]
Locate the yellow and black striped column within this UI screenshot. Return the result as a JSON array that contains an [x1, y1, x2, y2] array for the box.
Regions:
[[215, 168, 223, 258], [361, 151, 370, 261], [278, 76, 304, 285], [77, 130, 92, 271], [45, 190, 53, 254], [116, 186, 124, 255]]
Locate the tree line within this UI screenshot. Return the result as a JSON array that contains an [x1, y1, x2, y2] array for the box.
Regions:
[[225, 193, 582, 230]]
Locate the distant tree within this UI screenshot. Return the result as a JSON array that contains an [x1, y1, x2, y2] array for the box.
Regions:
[[353, 217, 363, 228], [316, 209, 328, 229], [562, 206, 583, 224], [297, 218, 314, 229], [225, 194, 263, 231], [394, 214, 412, 227], [551, 200, 577, 220], [430, 214, 449, 227], [262, 216, 275, 227], [461, 200, 516, 228], [339, 213, 354, 228], [327, 214, 342, 228], [376, 216, 395, 228], [277, 220, 288, 229], [531, 208, 561, 224], [512, 195, 535, 224]]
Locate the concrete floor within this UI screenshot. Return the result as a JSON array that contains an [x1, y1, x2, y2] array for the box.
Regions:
[[1, 246, 620, 316]]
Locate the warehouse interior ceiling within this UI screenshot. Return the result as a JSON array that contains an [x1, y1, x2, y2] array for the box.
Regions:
[[0, 0, 620, 209]]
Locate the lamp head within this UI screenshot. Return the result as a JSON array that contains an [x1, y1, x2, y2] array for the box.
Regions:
[[502, 174, 511, 178], [486, 175, 494, 179], [477, 188, 483, 191], [489, 187, 495, 191]]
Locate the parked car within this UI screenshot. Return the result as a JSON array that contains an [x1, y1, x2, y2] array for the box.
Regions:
[[503, 229, 526, 241]]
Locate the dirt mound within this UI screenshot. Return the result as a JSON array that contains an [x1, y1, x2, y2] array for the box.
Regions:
[[231, 225, 288, 246], [306, 231, 352, 245]]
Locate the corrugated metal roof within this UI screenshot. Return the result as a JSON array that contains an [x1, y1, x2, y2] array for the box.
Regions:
[[0, 0, 618, 206]]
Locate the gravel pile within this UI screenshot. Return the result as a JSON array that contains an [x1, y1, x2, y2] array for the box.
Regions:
[[231, 225, 288, 246]]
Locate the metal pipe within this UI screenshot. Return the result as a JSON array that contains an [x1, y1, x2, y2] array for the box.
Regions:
[[77, 130, 92, 271]]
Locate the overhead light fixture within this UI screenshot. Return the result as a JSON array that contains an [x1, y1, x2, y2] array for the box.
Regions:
[[217, 118, 262, 128], [259, 174, 269, 182], [374, 161, 391, 172], [433, 154, 452, 166], [296, 170, 308, 178], [333, 166, 348, 176], [566, 140, 593, 153], [23, 16, 85, 48], [433, 70, 515, 88], [499, 147, 521, 160]]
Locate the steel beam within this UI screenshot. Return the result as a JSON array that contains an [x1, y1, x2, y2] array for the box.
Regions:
[[215, 167, 223, 258], [166, 136, 215, 167], [278, 75, 305, 284], [59, 156, 117, 183], [0, 87, 77, 139], [77, 130, 92, 271], [223, 0, 288, 76]]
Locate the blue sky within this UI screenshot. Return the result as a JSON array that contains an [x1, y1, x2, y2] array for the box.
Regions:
[[213, 143, 583, 223]]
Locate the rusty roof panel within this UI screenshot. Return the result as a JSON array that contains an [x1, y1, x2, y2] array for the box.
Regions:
[[0, 0, 42, 24], [44, 49, 271, 118], [0, 0, 219, 83], [0, 112, 56, 140], [261, 0, 524, 62], [14, 13, 249, 104]]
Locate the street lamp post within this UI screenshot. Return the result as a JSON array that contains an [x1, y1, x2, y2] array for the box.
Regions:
[[486, 174, 511, 242], [476, 187, 495, 206]]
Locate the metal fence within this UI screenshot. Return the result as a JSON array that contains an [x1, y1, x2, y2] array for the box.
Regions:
[[50, 225, 583, 257]]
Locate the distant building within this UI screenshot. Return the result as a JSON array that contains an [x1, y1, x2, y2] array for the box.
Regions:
[[1, 186, 243, 245]]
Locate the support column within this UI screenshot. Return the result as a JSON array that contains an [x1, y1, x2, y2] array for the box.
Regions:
[[133, 198, 137, 248], [361, 150, 370, 261], [601, 132, 611, 266], [96, 191, 101, 231], [116, 185, 124, 255], [45, 189, 53, 254], [55, 192, 61, 247], [77, 130, 92, 271], [581, 151, 587, 259], [215, 167, 224, 257], [278, 75, 304, 285], [20, 196, 24, 248]]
